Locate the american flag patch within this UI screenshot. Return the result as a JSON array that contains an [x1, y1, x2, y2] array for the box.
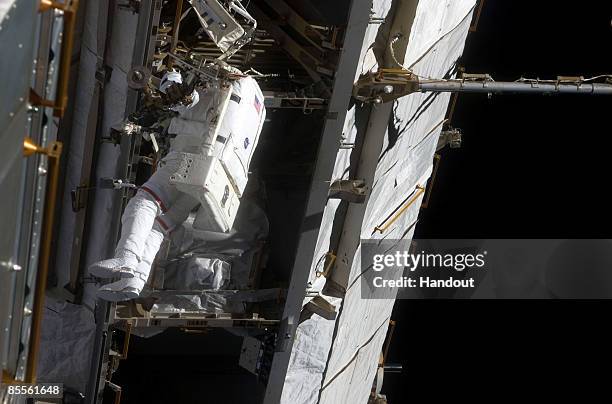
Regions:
[[253, 95, 262, 115]]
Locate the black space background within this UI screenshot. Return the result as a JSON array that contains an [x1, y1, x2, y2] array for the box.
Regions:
[[384, 1, 611, 401]]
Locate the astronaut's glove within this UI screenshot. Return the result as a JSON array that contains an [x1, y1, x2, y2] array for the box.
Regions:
[[159, 70, 200, 113], [109, 120, 142, 141], [159, 70, 183, 93], [172, 89, 199, 114]]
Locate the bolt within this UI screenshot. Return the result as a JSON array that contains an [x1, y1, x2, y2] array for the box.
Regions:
[[1, 260, 22, 272], [132, 71, 144, 81], [38, 166, 48, 176]]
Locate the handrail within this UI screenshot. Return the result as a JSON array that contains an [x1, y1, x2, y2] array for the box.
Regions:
[[30, 0, 80, 118], [374, 185, 425, 234], [316, 252, 337, 278], [24, 139, 63, 383]]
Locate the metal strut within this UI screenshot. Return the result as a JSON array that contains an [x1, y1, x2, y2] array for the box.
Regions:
[[418, 79, 612, 95], [353, 70, 612, 103]]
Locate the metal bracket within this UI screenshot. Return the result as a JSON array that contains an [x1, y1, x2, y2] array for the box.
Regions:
[[275, 317, 295, 352], [71, 184, 93, 212], [0, 259, 22, 272], [71, 177, 134, 212], [23, 137, 62, 158], [71, 178, 136, 210], [118, 0, 140, 14], [437, 128, 462, 151], [460, 72, 494, 82], [353, 68, 420, 103], [305, 295, 337, 320], [101, 127, 123, 145], [263, 92, 328, 112], [328, 179, 367, 203], [556, 76, 585, 89], [99, 178, 137, 190], [95, 65, 113, 87]]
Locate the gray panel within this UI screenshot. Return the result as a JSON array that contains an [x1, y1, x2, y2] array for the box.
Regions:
[[0, 0, 38, 374], [12, 10, 63, 380], [0, 0, 37, 135], [0, 104, 28, 372]]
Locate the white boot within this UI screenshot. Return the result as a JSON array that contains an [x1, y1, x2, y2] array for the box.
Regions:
[[97, 266, 148, 302], [96, 224, 165, 302], [88, 189, 160, 279], [89, 250, 139, 279]]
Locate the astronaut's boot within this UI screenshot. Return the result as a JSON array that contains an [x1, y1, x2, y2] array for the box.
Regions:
[[96, 264, 149, 302], [88, 250, 139, 279], [97, 223, 165, 302], [89, 190, 160, 279]]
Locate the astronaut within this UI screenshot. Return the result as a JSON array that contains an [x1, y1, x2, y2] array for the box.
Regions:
[[90, 70, 266, 301]]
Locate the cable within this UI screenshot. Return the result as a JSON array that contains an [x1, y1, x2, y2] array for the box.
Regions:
[[583, 75, 612, 82]]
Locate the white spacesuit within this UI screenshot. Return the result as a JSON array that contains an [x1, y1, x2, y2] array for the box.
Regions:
[[91, 71, 266, 301]]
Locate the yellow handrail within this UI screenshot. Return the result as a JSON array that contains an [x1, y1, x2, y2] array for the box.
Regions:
[[31, 0, 80, 117], [316, 252, 337, 278], [24, 140, 63, 383], [374, 185, 425, 234]]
